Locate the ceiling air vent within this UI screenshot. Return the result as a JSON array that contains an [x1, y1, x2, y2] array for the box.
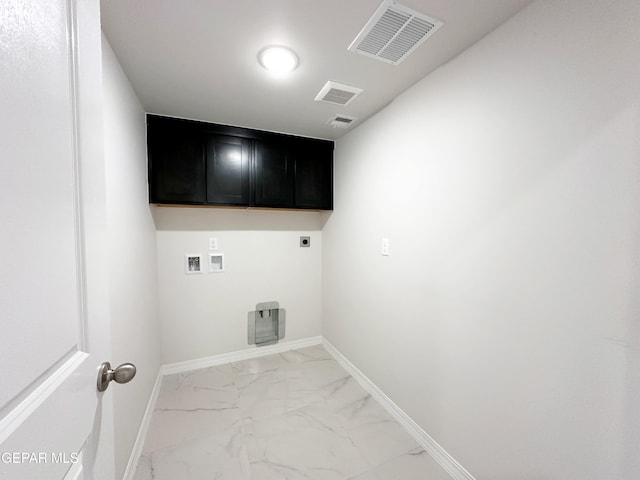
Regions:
[[315, 81, 363, 106], [326, 114, 358, 129], [348, 0, 444, 65]]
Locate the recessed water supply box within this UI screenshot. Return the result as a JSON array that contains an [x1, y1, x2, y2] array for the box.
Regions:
[[248, 301, 286, 346]]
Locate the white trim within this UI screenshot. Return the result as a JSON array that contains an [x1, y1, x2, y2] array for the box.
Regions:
[[63, 452, 83, 480], [122, 370, 163, 480], [0, 352, 88, 444], [322, 339, 475, 480], [124, 336, 473, 480], [123, 336, 322, 479], [161, 336, 323, 375]]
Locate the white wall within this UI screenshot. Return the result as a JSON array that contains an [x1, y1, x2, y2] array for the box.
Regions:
[[322, 0, 640, 478], [101, 37, 162, 479], [155, 207, 326, 364]]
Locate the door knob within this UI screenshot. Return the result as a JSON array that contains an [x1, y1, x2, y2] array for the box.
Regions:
[[97, 362, 137, 392]]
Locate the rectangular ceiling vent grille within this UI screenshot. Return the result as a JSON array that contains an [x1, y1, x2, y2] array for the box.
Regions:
[[326, 114, 358, 129], [315, 81, 363, 106], [348, 0, 444, 65]]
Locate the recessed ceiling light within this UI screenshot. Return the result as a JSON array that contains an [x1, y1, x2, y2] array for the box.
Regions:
[[258, 46, 299, 73]]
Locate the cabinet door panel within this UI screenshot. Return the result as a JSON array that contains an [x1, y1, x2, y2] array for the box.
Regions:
[[206, 135, 250, 205], [295, 149, 333, 209], [254, 142, 294, 207], [148, 128, 205, 204]]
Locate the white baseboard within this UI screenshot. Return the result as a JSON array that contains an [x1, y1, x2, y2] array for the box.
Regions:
[[322, 338, 475, 480], [123, 336, 473, 480], [122, 369, 163, 480], [161, 336, 323, 375], [122, 335, 322, 479]]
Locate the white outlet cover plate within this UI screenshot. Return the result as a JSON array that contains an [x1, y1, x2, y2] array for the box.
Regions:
[[381, 238, 390, 256], [209, 253, 224, 272], [209, 237, 218, 250]]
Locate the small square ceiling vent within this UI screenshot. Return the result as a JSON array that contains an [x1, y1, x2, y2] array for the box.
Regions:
[[348, 0, 444, 65], [315, 81, 363, 106], [326, 114, 358, 129]]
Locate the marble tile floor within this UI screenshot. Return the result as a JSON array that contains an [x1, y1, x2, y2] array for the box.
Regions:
[[133, 345, 451, 480]]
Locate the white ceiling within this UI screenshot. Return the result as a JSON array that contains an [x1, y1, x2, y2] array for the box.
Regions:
[[100, 0, 532, 141]]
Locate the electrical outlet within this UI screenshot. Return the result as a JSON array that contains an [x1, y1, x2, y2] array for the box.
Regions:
[[209, 237, 218, 250], [381, 238, 390, 256]]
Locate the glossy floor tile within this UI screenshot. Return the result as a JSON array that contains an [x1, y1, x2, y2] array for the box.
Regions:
[[133, 345, 451, 480]]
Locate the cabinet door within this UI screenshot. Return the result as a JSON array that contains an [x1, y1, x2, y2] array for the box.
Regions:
[[295, 145, 333, 210], [254, 141, 294, 207], [206, 135, 250, 206], [148, 126, 205, 204]]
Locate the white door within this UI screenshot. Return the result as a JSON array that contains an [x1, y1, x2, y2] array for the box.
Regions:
[[0, 1, 114, 479]]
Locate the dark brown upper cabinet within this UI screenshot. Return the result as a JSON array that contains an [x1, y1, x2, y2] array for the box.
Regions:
[[147, 115, 333, 210], [253, 139, 295, 208], [206, 135, 250, 206], [148, 118, 205, 204], [294, 142, 333, 210]]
